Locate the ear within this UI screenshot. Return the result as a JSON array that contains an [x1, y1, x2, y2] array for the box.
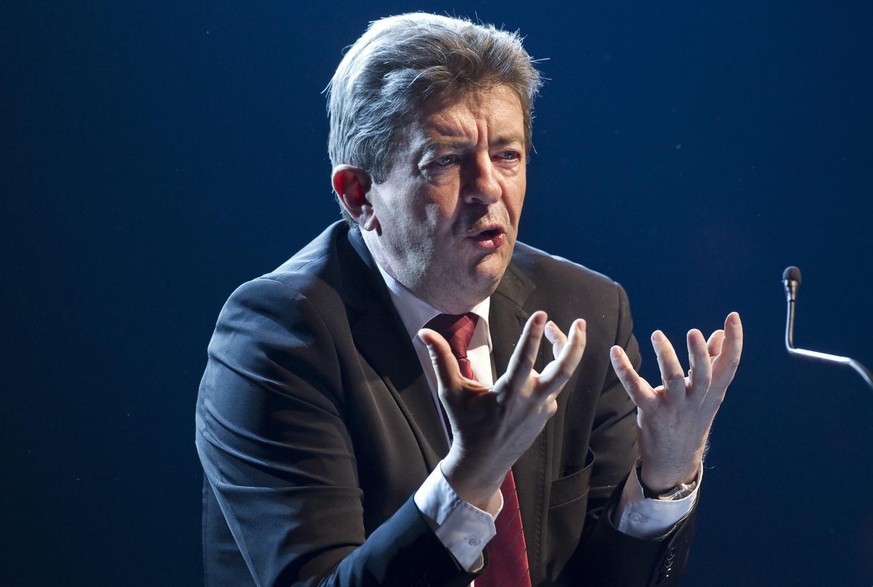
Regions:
[[332, 165, 379, 232]]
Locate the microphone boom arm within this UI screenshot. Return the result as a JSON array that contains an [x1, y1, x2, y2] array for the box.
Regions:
[[783, 266, 873, 390]]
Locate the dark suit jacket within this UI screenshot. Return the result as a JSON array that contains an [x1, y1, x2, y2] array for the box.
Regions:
[[196, 222, 694, 586]]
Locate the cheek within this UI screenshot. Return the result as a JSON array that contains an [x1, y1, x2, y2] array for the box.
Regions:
[[422, 194, 461, 229], [507, 182, 526, 224], [393, 195, 432, 230]]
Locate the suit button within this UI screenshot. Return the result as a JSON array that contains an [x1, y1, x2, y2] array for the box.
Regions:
[[658, 546, 676, 583]]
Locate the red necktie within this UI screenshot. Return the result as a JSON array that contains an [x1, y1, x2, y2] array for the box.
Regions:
[[425, 314, 532, 587]]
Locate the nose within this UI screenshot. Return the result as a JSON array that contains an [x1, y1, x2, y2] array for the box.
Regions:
[[461, 153, 501, 205]]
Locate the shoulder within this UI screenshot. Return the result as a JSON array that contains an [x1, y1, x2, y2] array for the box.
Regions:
[[262, 222, 353, 291], [501, 241, 635, 353], [508, 241, 628, 307], [223, 222, 369, 314], [209, 222, 373, 362], [204, 225, 361, 406]]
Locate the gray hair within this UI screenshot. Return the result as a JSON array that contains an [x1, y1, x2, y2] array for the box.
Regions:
[[326, 13, 542, 218]]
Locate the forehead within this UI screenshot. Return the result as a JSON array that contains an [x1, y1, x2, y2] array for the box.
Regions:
[[408, 85, 525, 144]]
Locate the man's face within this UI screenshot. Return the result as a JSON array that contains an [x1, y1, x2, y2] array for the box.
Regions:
[[360, 85, 527, 314]]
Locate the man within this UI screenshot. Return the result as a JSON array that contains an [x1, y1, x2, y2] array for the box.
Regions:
[[196, 13, 743, 586]]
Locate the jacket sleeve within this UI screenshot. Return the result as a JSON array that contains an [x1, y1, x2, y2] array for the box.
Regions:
[[195, 277, 474, 587]]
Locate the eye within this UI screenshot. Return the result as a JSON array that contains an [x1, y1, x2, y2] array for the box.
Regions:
[[433, 154, 459, 167], [494, 150, 522, 162]]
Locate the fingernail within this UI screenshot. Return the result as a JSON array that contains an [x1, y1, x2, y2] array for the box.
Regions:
[[533, 312, 546, 325], [652, 330, 665, 342]]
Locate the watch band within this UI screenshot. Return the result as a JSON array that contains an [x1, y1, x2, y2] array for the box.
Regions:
[[636, 464, 698, 501]]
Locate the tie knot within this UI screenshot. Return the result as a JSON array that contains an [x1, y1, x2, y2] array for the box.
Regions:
[[426, 313, 479, 361]]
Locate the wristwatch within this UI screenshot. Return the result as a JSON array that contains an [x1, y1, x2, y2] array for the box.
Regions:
[[636, 464, 698, 501]]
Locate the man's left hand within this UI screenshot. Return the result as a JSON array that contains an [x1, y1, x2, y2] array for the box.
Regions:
[[609, 312, 743, 492]]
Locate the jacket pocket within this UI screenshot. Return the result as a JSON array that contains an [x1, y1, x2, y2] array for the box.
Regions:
[[550, 448, 595, 508], [544, 448, 595, 580]]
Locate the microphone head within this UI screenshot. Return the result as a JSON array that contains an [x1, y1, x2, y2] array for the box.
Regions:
[[782, 265, 802, 285], [783, 265, 801, 303]]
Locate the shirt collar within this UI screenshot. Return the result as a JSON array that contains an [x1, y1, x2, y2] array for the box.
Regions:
[[375, 263, 491, 345]]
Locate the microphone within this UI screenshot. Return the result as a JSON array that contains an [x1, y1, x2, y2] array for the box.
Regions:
[[782, 266, 873, 390]]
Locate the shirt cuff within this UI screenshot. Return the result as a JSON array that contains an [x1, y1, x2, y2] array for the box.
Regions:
[[414, 462, 500, 571], [613, 465, 703, 540]]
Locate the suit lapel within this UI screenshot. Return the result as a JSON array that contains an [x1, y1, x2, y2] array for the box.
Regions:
[[490, 262, 537, 373], [344, 229, 449, 469], [491, 261, 552, 585]]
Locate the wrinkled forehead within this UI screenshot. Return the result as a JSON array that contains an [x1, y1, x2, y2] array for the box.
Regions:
[[392, 85, 526, 152]]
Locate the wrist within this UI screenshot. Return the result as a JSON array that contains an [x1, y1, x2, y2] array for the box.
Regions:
[[440, 453, 504, 513], [636, 462, 699, 501]]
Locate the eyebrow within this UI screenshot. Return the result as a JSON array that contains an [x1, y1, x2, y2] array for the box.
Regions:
[[490, 135, 525, 148], [420, 133, 525, 156]]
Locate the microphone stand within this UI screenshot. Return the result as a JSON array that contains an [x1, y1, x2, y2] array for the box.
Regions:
[[783, 266, 873, 390]]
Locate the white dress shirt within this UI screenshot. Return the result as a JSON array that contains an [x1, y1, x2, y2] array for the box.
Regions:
[[375, 264, 698, 572]]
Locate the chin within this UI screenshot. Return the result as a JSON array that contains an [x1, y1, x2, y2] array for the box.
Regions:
[[479, 249, 513, 276], [472, 263, 510, 295]]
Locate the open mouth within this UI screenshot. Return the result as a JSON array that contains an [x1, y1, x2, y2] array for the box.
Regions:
[[469, 226, 506, 249], [474, 228, 502, 240]]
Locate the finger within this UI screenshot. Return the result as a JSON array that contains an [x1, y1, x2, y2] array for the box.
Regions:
[[610, 345, 654, 408], [544, 320, 567, 359], [707, 329, 725, 358], [652, 330, 688, 400], [686, 328, 712, 396], [501, 311, 548, 399], [711, 312, 743, 390], [418, 328, 462, 392], [539, 319, 587, 392]]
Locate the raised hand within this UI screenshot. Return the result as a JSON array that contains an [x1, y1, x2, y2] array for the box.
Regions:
[[609, 312, 743, 492], [419, 312, 587, 510]]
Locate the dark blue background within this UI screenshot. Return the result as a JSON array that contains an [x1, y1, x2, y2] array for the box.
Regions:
[[5, 1, 873, 584]]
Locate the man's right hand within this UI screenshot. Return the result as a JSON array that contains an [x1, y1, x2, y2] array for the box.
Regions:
[[418, 312, 587, 512]]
